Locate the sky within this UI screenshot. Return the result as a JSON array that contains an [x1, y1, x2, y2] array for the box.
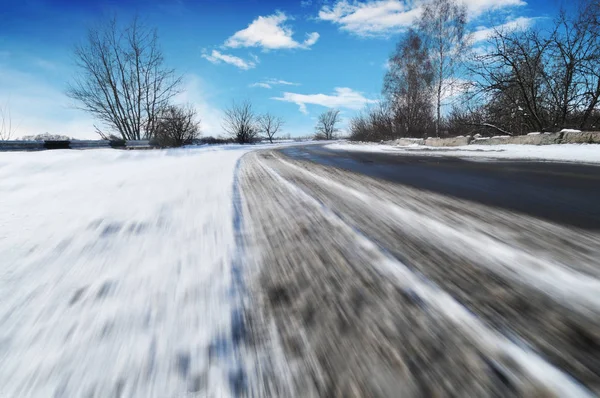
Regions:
[[0, 0, 570, 139]]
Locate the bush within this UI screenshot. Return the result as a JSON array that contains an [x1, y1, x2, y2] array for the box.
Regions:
[[153, 105, 201, 147], [349, 105, 396, 142]]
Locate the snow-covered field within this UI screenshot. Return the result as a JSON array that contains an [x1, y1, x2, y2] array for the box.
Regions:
[[327, 142, 600, 164], [0, 146, 258, 397]]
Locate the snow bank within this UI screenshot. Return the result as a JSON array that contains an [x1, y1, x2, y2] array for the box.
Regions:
[[326, 142, 600, 164], [560, 129, 582, 133], [0, 146, 259, 397]]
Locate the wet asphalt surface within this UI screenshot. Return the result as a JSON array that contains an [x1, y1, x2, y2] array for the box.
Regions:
[[280, 145, 600, 230]]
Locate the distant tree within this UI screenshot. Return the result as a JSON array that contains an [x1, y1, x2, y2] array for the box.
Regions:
[[418, 0, 468, 137], [67, 16, 182, 140], [222, 100, 258, 143], [21, 133, 73, 141], [384, 29, 435, 137], [315, 109, 341, 140], [153, 105, 201, 147], [257, 113, 284, 143], [0, 104, 14, 141]]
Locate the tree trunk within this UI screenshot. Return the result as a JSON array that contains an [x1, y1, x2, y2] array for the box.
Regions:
[[436, 80, 442, 137]]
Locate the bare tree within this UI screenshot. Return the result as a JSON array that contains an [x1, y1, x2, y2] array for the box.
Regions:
[[418, 0, 468, 137], [315, 109, 341, 140], [67, 17, 182, 140], [257, 113, 284, 143], [469, 27, 550, 133], [546, 2, 600, 129], [153, 105, 201, 147], [0, 104, 15, 141], [465, 0, 600, 134], [384, 29, 435, 138], [222, 100, 258, 144]]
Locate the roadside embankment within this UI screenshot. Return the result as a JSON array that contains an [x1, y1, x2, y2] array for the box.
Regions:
[[384, 130, 600, 147]]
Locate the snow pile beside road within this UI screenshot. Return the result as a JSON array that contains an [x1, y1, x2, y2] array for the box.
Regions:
[[327, 142, 600, 164], [0, 146, 252, 397]]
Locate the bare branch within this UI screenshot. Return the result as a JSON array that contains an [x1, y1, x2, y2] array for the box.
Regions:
[[67, 16, 182, 140], [154, 104, 201, 147], [314, 109, 341, 140], [384, 29, 435, 138], [222, 100, 258, 144], [257, 113, 284, 143]]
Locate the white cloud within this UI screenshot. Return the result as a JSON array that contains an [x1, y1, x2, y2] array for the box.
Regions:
[[303, 32, 320, 47], [201, 50, 256, 70], [318, 0, 528, 37], [251, 78, 300, 89], [272, 87, 377, 114], [318, 0, 423, 36], [471, 16, 536, 42], [225, 12, 320, 50]]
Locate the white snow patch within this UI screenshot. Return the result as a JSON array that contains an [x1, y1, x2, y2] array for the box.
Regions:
[[0, 145, 272, 397], [561, 129, 582, 133], [327, 143, 600, 164]]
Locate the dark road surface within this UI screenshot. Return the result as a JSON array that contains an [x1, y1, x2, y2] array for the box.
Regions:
[[280, 144, 600, 230]]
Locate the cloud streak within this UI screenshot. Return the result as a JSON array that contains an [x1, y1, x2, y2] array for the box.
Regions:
[[272, 87, 377, 114], [471, 16, 536, 42], [201, 50, 257, 70], [250, 78, 301, 89]]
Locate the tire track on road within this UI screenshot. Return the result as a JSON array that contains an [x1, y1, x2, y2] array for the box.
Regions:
[[266, 149, 600, 394], [240, 151, 595, 397]]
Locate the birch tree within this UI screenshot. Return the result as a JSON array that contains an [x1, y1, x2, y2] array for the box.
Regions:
[[418, 0, 468, 137], [384, 29, 435, 137]]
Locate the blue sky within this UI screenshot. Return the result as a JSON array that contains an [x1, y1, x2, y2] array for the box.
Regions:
[[0, 0, 569, 138]]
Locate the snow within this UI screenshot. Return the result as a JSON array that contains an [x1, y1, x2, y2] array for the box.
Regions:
[[561, 129, 582, 133], [0, 146, 263, 397], [327, 142, 600, 164]]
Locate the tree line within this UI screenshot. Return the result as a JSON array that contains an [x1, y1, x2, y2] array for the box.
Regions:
[[350, 0, 600, 141]]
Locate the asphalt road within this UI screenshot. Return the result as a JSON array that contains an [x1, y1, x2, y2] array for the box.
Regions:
[[280, 144, 600, 230], [240, 146, 600, 397]]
